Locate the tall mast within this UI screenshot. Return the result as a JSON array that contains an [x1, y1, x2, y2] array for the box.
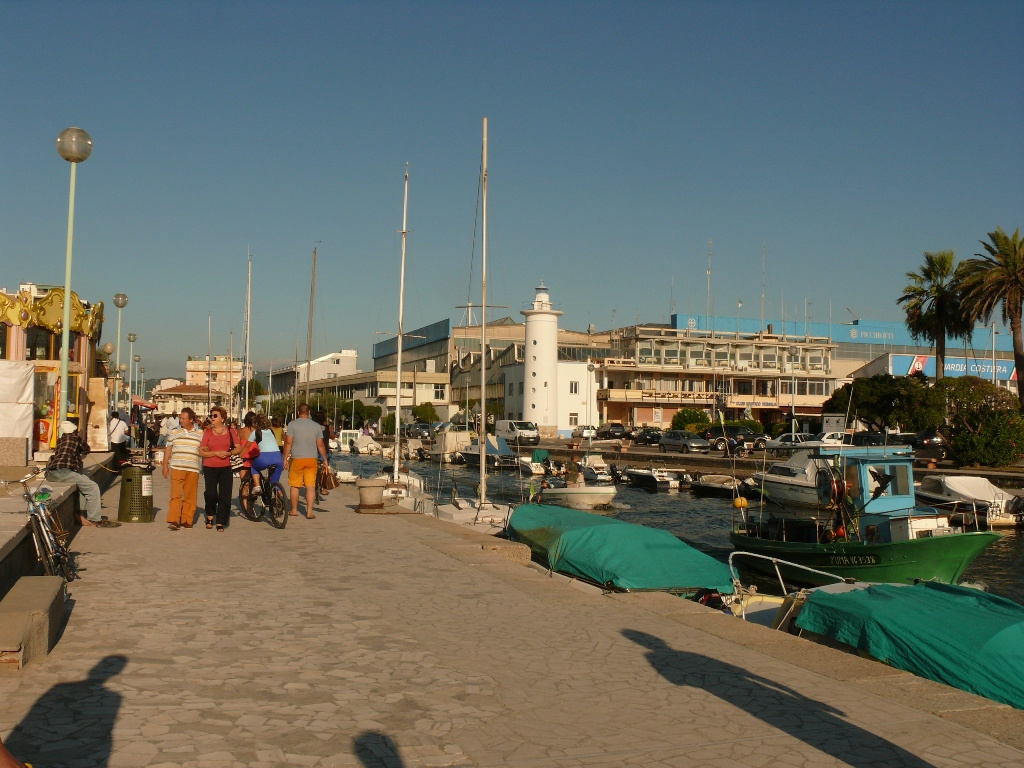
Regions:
[[479, 117, 489, 507], [207, 313, 212, 415], [305, 246, 317, 404], [705, 240, 712, 336], [393, 163, 410, 483], [760, 241, 766, 333], [244, 250, 252, 413]]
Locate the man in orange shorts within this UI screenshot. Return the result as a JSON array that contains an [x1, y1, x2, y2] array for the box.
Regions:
[[282, 403, 329, 519]]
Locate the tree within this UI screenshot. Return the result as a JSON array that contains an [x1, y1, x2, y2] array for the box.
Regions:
[[671, 408, 710, 431], [411, 403, 439, 424], [897, 250, 972, 380], [821, 374, 943, 432], [233, 377, 265, 401], [934, 376, 1019, 436], [957, 226, 1024, 411]]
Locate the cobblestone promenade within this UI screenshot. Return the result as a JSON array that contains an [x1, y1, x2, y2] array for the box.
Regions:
[[2, 470, 1023, 768]]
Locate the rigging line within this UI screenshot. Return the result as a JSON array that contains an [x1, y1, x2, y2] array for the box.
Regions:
[[465, 153, 483, 306]]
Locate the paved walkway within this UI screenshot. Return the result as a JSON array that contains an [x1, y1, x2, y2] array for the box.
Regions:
[[1, 468, 1023, 768]]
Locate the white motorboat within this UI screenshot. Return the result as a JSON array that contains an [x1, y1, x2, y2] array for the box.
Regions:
[[332, 459, 357, 484], [579, 453, 612, 484], [916, 475, 1024, 529], [621, 465, 692, 492], [536, 484, 617, 510], [691, 473, 748, 498], [350, 433, 382, 455], [519, 448, 553, 475], [753, 449, 832, 512], [429, 428, 472, 463]]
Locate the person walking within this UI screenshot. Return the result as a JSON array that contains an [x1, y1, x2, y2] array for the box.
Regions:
[[161, 407, 202, 530], [46, 420, 115, 527], [198, 406, 244, 531], [282, 403, 328, 519], [108, 409, 130, 465]]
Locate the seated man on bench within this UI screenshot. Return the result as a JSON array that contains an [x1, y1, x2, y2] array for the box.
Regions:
[[45, 420, 116, 528]]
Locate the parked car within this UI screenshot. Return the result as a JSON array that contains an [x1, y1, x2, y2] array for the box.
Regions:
[[843, 431, 889, 446], [911, 428, 951, 460], [402, 422, 431, 439], [596, 422, 628, 439], [631, 427, 663, 445], [705, 425, 770, 451], [571, 425, 597, 439], [765, 432, 814, 454], [810, 431, 846, 446], [659, 430, 711, 454]]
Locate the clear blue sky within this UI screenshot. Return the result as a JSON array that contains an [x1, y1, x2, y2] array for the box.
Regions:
[[2, 1, 1021, 378]]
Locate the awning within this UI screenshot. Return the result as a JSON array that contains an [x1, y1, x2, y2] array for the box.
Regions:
[[132, 396, 157, 410]]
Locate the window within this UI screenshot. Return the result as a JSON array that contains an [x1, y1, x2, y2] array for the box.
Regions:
[[569, 381, 579, 394], [434, 384, 446, 399], [569, 412, 579, 426], [508, 383, 514, 395], [518, 382, 523, 394]]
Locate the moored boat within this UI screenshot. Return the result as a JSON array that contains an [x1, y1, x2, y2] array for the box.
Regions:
[[915, 474, 1024, 529], [731, 446, 1001, 586], [691, 473, 748, 498], [753, 449, 831, 512], [461, 435, 519, 470], [536, 483, 617, 510], [507, 503, 733, 594]]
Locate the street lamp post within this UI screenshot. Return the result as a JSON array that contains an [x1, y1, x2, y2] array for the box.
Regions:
[[127, 333, 137, 407], [139, 367, 146, 400], [113, 294, 127, 405], [55, 127, 93, 426], [133, 354, 141, 401], [788, 345, 799, 434], [101, 342, 114, 409]]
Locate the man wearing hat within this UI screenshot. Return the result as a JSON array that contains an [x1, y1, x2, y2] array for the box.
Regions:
[[46, 420, 111, 528]]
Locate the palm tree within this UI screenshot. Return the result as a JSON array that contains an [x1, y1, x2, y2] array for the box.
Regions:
[[957, 227, 1024, 410], [897, 250, 972, 380]]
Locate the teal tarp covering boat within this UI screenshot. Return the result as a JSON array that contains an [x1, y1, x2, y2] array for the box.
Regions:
[[531, 449, 550, 463], [795, 582, 1024, 709], [508, 504, 734, 594]]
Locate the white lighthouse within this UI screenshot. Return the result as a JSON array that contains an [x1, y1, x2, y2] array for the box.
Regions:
[[521, 281, 562, 435]]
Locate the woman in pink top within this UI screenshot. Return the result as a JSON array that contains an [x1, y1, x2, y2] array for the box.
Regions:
[[198, 406, 246, 531]]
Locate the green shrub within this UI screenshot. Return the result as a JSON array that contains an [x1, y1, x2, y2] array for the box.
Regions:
[[951, 411, 1024, 468], [672, 408, 710, 431]]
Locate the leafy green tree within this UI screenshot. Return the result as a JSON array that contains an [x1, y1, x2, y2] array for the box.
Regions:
[[897, 250, 972, 380], [822, 374, 941, 432], [671, 408, 710, 431], [381, 413, 395, 436], [935, 376, 1019, 436], [957, 226, 1024, 410], [411, 403, 439, 424], [950, 411, 1024, 468], [234, 377, 265, 401]]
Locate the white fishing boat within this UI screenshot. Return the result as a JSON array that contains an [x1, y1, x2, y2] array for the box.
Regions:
[[429, 427, 472, 463], [916, 475, 1024, 529], [621, 465, 692, 492], [536, 483, 617, 511]]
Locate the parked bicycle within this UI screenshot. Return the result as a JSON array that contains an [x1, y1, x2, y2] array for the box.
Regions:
[[238, 463, 288, 528], [1, 467, 77, 582]]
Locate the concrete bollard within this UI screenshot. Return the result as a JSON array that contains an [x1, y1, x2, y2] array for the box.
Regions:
[[355, 476, 388, 512]]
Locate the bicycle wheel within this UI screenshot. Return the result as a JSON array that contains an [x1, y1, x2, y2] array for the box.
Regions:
[[238, 475, 258, 521], [269, 483, 288, 529], [42, 503, 71, 546], [30, 515, 59, 577]]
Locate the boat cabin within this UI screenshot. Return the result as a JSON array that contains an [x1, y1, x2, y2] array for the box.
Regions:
[[817, 446, 953, 543]]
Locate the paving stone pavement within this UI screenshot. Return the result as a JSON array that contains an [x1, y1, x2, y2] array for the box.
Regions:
[[2, 468, 1023, 768]]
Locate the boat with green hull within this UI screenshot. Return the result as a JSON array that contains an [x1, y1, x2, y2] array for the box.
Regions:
[[729, 525, 999, 586], [731, 445, 1001, 587]]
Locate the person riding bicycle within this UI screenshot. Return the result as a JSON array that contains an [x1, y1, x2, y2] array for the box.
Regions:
[[250, 413, 284, 491]]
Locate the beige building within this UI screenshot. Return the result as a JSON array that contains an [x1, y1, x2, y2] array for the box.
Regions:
[[185, 355, 252, 397]]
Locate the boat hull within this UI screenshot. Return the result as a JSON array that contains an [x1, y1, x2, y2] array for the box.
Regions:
[[729, 527, 1000, 587], [757, 477, 822, 509], [540, 486, 617, 510]]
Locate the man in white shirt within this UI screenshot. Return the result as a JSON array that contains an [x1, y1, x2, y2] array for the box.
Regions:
[[108, 410, 130, 464]]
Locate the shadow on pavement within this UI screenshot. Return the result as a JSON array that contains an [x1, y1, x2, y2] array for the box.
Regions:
[[354, 730, 405, 767], [5, 654, 127, 768], [621, 629, 934, 768]]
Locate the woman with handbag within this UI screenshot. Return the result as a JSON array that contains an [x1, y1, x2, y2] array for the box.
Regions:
[[198, 406, 246, 531]]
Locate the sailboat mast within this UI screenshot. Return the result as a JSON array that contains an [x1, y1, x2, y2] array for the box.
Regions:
[[479, 117, 489, 507], [244, 250, 252, 413], [305, 246, 317, 404], [394, 163, 410, 482]]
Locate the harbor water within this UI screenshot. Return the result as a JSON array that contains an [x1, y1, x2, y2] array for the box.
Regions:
[[335, 454, 1023, 605]]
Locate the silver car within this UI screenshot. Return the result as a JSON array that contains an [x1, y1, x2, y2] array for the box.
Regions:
[[659, 430, 710, 454]]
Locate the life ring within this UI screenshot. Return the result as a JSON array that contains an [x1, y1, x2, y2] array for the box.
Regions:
[[816, 467, 845, 507]]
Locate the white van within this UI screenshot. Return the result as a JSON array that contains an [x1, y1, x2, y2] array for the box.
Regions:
[[495, 420, 540, 446]]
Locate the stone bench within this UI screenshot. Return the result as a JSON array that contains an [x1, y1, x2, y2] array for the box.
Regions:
[[0, 575, 66, 670]]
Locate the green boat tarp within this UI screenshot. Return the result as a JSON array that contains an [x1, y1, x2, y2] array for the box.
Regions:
[[795, 582, 1024, 709], [531, 449, 550, 463], [507, 503, 734, 593]]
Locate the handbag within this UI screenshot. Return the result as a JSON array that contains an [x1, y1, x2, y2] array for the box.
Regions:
[[319, 462, 338, 491], [228, 428, 245, 473]]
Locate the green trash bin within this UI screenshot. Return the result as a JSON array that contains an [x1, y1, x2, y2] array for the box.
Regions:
[[118, 464, 155, 522]]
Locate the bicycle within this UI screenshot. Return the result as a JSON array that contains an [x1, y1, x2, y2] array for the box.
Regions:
[[1, 467, 77, 582], [237, 464, 288, 528]]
